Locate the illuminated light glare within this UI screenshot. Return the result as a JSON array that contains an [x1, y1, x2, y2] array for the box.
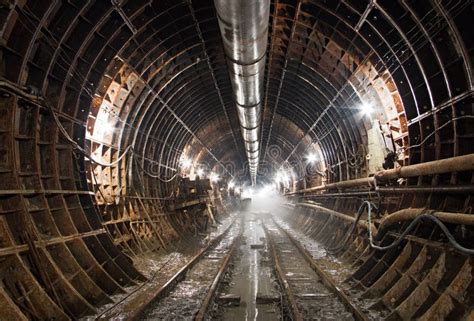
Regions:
[[241, 187, 253, 199], [361, 102, 373, 115], [196, 169, 204, 177], [275, 171, 290, 184], [258, 185, 273, 197], [306, 153, 317, 164], [228, 181, 235, 189], [99, 122, 115, 136], [179, 156, 192, 169], [209, 172, 219, 183]]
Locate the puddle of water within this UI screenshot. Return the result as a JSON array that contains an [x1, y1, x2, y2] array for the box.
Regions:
[[219, 212, 280, 321]]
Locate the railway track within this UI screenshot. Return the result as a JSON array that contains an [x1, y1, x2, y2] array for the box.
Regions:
[[98, 212, 369, 321], [137, 219, 242, 320], [199, 211, 285, 321], [94, 216, 241, 320], [263, 217, 369, 321]]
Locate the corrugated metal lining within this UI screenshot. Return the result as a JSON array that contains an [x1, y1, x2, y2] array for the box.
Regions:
[[0, 0, 472, 319]]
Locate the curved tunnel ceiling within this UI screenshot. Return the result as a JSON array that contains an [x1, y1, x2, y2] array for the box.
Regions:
[[2, 0, 472, 190]]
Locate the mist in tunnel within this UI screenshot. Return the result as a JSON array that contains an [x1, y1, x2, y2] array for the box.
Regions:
[[242, 184, 287, 214]]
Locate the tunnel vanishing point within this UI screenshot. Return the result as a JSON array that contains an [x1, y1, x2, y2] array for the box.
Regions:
[[0, 0, 473, 320]]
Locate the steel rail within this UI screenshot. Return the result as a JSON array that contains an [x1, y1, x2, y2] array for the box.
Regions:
[[269, 218, 369, 321], [96, 218, 239, 320], [263, 223, 303, 321], [194, 227, 242, 321]]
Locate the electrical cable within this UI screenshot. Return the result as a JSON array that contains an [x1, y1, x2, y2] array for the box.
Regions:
[[347, 144, 366, 169], [12, 7, 193, 167], [89, 161, 118, 206], [133, 156, 178, 182], [326, 201, 375, 253], [47, 97, 179, 182], [0, 80, 134, 167], [397, 115, 474, 156], [1, 86, 179, 221], [366, 205, 474, 255], [132, 155, 176, 200], [43, 98, 134, 167], [1, 81, 184, 182], [328, 201, 474, 255]]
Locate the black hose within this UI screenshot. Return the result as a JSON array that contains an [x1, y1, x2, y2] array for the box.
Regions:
[[326, 201, 474, 255], [367, 209, 474, 255], [326, 201, 376, 253]]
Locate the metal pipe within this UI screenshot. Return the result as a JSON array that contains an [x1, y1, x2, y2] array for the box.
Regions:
[[214, 0, 270, 185], [296, 203, 377, 235], [288, 153, 474, 195], [379, 208, 474, 231], [300, 191, 376, 199], [376, 185, 474, 194], [287, 177, 374, 195], [288, 185, 474, 198], [375, 153, 474, 181]]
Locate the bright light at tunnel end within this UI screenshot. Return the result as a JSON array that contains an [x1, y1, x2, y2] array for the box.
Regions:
[[257, 185, 274, 197], [241, 184, 277, 199]]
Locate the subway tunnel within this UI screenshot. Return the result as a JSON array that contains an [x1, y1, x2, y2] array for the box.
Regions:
[[0, 0, 473, 320]]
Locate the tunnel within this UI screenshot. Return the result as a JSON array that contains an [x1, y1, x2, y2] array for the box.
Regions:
[[0, 0, 473, 320]]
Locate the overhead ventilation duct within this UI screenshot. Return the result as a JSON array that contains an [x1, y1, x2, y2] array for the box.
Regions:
[[214, 0, 270, 185]]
